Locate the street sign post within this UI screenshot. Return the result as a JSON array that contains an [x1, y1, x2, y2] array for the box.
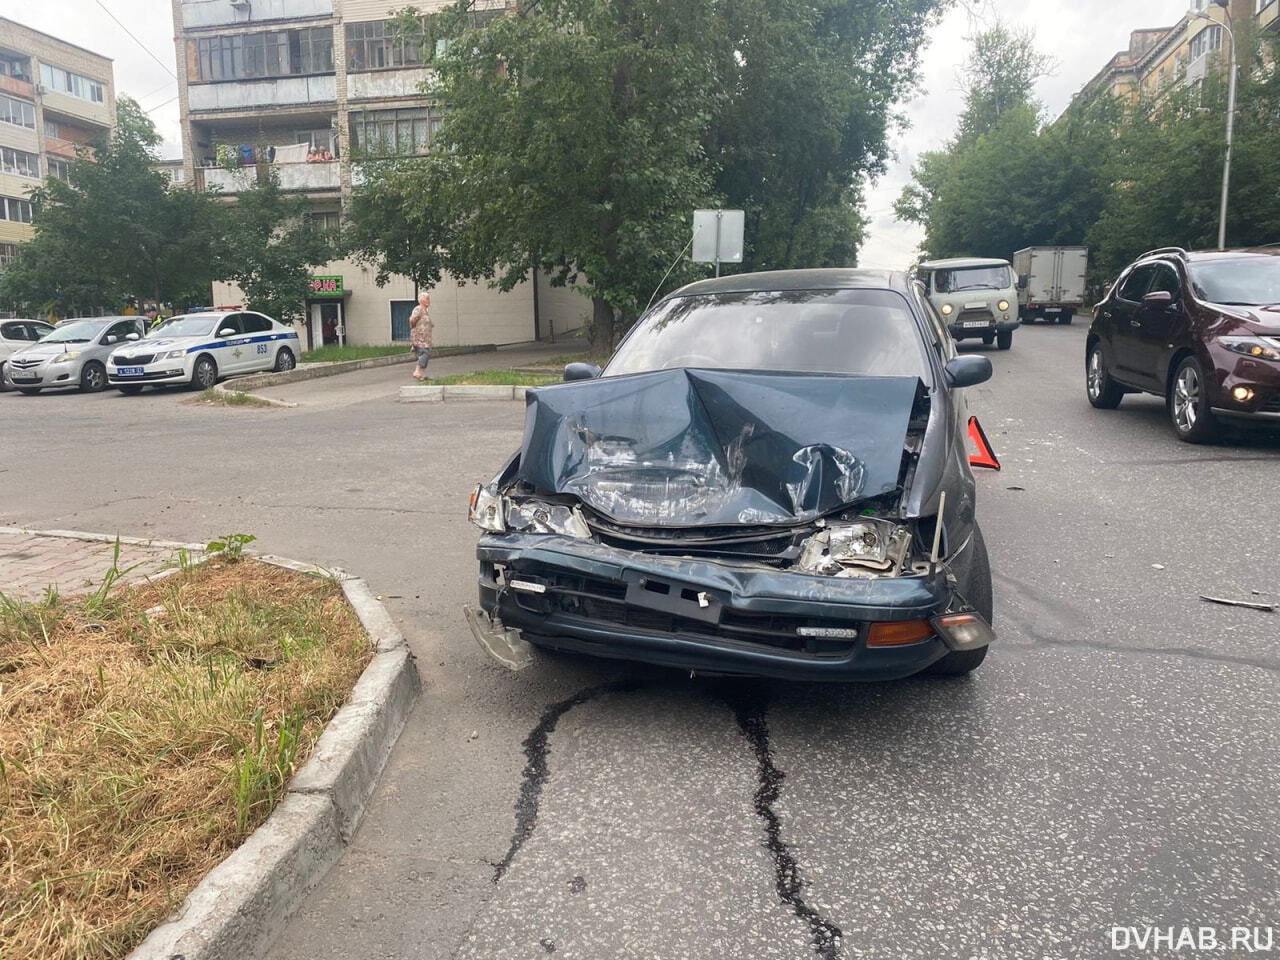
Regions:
[[692, 209, 744, 277]]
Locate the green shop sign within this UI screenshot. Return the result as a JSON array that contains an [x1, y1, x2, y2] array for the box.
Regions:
[[307, 275, 344, 298]]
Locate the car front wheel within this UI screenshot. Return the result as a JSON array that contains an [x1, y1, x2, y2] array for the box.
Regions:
[[80, 360, 107, 392], [1169, 355, 1218, 444], [1086, 342, 1124, 409], [996, 330, 1013, 350], [926, 525, 992, 677], [191, 355, 218, 390]]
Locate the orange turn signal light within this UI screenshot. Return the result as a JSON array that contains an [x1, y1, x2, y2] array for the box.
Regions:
[[866, 620, 934, 647]]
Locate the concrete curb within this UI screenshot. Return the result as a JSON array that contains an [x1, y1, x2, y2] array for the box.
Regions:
[[0, 525, 420, 960], [226, 343, 498, 393], [400, 383, 535, 403]]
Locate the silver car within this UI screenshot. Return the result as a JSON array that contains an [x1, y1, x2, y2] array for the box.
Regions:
[[5, 316, 145, 395], [0, 319, 55, 392]]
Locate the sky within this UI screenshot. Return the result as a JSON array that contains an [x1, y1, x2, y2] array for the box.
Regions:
[[1, 0, 1192, 267]]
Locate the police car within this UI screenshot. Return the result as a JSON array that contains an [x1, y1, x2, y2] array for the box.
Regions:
[[107, 310, 300, 393]]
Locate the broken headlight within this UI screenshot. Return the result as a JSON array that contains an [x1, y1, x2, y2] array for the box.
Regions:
[[796, 518, 913, 578], [504, 499, 592, 539]]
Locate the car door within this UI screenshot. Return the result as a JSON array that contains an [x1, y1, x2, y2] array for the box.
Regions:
[[1130, 262, 1186, 385], [1107, 265, 1156, 384], [239, 313, 275, 372], [98, 319, 139, 359], [216, 314, 249, 374]]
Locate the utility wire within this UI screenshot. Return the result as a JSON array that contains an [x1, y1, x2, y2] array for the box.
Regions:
[[95, 0, 177, 79]]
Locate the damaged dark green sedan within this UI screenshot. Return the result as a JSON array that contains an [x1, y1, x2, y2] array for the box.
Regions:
[[465, 269, 997, 681]]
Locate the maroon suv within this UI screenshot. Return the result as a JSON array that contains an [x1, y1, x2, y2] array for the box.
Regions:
[[1085, 246, 1280, 442]]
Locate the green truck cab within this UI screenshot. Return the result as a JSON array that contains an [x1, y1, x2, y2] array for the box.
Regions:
[[917, 257, 1020, 350]]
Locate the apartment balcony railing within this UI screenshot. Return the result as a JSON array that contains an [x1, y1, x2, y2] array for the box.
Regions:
[[197, 160, 341, 194], [44, 136, 82, 159], [187, 75, 337, 113], [0, 75, 35, 100]]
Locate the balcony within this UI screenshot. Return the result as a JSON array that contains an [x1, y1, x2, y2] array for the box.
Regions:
[[188, 75, 337, 113], [0, 75, 34, 100], [347, 68, 433, 102], [197, 160, 340, 194], [180, 0, 332, 28], [44, 136, 83, 159]]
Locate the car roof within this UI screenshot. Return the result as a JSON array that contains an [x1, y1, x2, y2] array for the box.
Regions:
[[1134, 247, 1280, 268], [664, 268, 911, 302], [918, 257, 1011, 270], [57, 316, 136, 326]]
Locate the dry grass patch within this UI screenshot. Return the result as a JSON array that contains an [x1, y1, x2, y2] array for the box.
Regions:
[[0, 558, 373, 960]]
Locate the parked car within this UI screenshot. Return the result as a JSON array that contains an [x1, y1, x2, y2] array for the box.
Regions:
[[107, 310, 300, 393], [1013, 245, 1088, 324], [1086, 246, 1280, 443], [0, 319, 55, 391], [5, 317, 145, 395], [917, 257, 1019, 349], [465, 269, 997, 681]]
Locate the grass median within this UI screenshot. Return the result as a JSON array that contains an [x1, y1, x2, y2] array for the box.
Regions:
[[300, 345, 412, 363], [0, 550, 373, 960], [428, 369, 561, 387]]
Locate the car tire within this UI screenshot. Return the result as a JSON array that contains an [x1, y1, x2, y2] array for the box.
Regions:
[[18, 387, 40, 396], [191, 355, 217, 390], [117, 385, 144, 395], [80, 360, 107, 392], [274, 347, 296, 372], [926, 524, 992, 677], [1086, 342, 1124, 409], [0, 362, 7, 392], [981, 333, 995, 346], [1169, 355, 1218, 444], [996, 330, 1013, 350], [1059, 310, 1074, 325]]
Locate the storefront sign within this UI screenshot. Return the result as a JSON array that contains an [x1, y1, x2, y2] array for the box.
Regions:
[[308, 275, 344, 298]]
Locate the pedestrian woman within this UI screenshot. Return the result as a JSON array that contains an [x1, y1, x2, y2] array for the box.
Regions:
[[409, 291, 433, 381]]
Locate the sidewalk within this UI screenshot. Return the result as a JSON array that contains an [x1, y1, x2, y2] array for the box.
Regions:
[[0, 529, 182, 601]]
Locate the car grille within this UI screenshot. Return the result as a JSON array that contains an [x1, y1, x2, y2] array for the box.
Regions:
[[509, 565, 859, 658], [113, 354, 155, 365], [10, 358, 43, 369], [1260, 396, 1280, 415]]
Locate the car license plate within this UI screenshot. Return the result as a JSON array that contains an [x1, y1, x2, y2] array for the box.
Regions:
[[118, 367, 144, 376], [964, 320, 989, 328], [1044, 308, 1061, 314]]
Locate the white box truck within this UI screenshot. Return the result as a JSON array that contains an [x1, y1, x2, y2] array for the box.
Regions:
[[1013, 246, 1088, 324]]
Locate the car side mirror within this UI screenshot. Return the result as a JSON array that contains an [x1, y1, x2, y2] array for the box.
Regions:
[[944, 355, 993, 389], [126, 332, 141, 341], [218, 328, 236, 337], [1142, 290, 1174, 309], [564, 362, 602, 382]]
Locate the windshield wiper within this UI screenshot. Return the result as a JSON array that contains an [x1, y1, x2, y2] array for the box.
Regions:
[[51, 338, 90, 344], [952, 284, 997, 292], [1216, 301, 1270, 306]]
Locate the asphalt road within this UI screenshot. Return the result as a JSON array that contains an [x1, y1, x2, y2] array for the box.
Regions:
[[3, 323, 1278, 960]]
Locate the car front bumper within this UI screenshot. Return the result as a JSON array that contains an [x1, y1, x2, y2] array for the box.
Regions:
[[108, 359, 193, 385], [1208, 351, 1280, 422], [474, 534, 977, 681], [947, 313, 1019, 339], [6, 360, 82, 387]]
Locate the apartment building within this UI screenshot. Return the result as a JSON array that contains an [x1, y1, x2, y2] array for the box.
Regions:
[[1079, 0, 1260, 107], [171, 0, 587, 350], [0, 18, 115, 285]]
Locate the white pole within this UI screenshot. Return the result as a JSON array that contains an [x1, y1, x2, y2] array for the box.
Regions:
[[1218, 18, 1237, 251]]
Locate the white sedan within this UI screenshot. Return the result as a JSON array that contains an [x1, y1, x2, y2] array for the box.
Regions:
[[107, 310, 300, 393]]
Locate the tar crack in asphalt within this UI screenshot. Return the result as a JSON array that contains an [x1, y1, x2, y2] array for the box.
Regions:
[[491, 680, 639, 883], [728, 686, 845, 960]]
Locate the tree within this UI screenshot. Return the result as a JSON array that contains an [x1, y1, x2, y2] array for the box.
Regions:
[[353, 0, 951, 347], [217, 173, 334, 325], [0, 98, 226, 315], [955, 23, 1048, 145]]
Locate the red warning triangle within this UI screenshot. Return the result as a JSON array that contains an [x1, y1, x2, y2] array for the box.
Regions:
[[967, 416, 1000, 470]]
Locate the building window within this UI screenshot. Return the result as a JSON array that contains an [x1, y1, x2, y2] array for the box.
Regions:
[[47, 157, 71, 181], [390, 300, 415, 341], [0, 146, 40, 179], [1189, 25, 1222, 62], [0, 242, 16, 273], [296, 127, 335, 151], [196, 27, 334, 82], [0, 54, 33, 82], [0, 197, 33, 224], [39, 63, 105, 104], [350, 107, 444, 156], [0, 94, 36, 129], [345, 19, 425, 72], [44, 119, 59, 138], [306, 210, 342, 235]]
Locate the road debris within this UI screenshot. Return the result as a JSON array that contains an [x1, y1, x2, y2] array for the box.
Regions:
[[1200, 595, 1275, 613]]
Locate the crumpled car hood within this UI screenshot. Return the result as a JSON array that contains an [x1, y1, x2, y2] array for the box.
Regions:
[[517, 368, 921, 527]]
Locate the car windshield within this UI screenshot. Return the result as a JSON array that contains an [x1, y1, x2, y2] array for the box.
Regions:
[[1189, 259, 1280, 305], [933, 266, 1012, 293], [605, 289, 930, 381], [43, 320, 104, 343], [148, 316, 218, 338]]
